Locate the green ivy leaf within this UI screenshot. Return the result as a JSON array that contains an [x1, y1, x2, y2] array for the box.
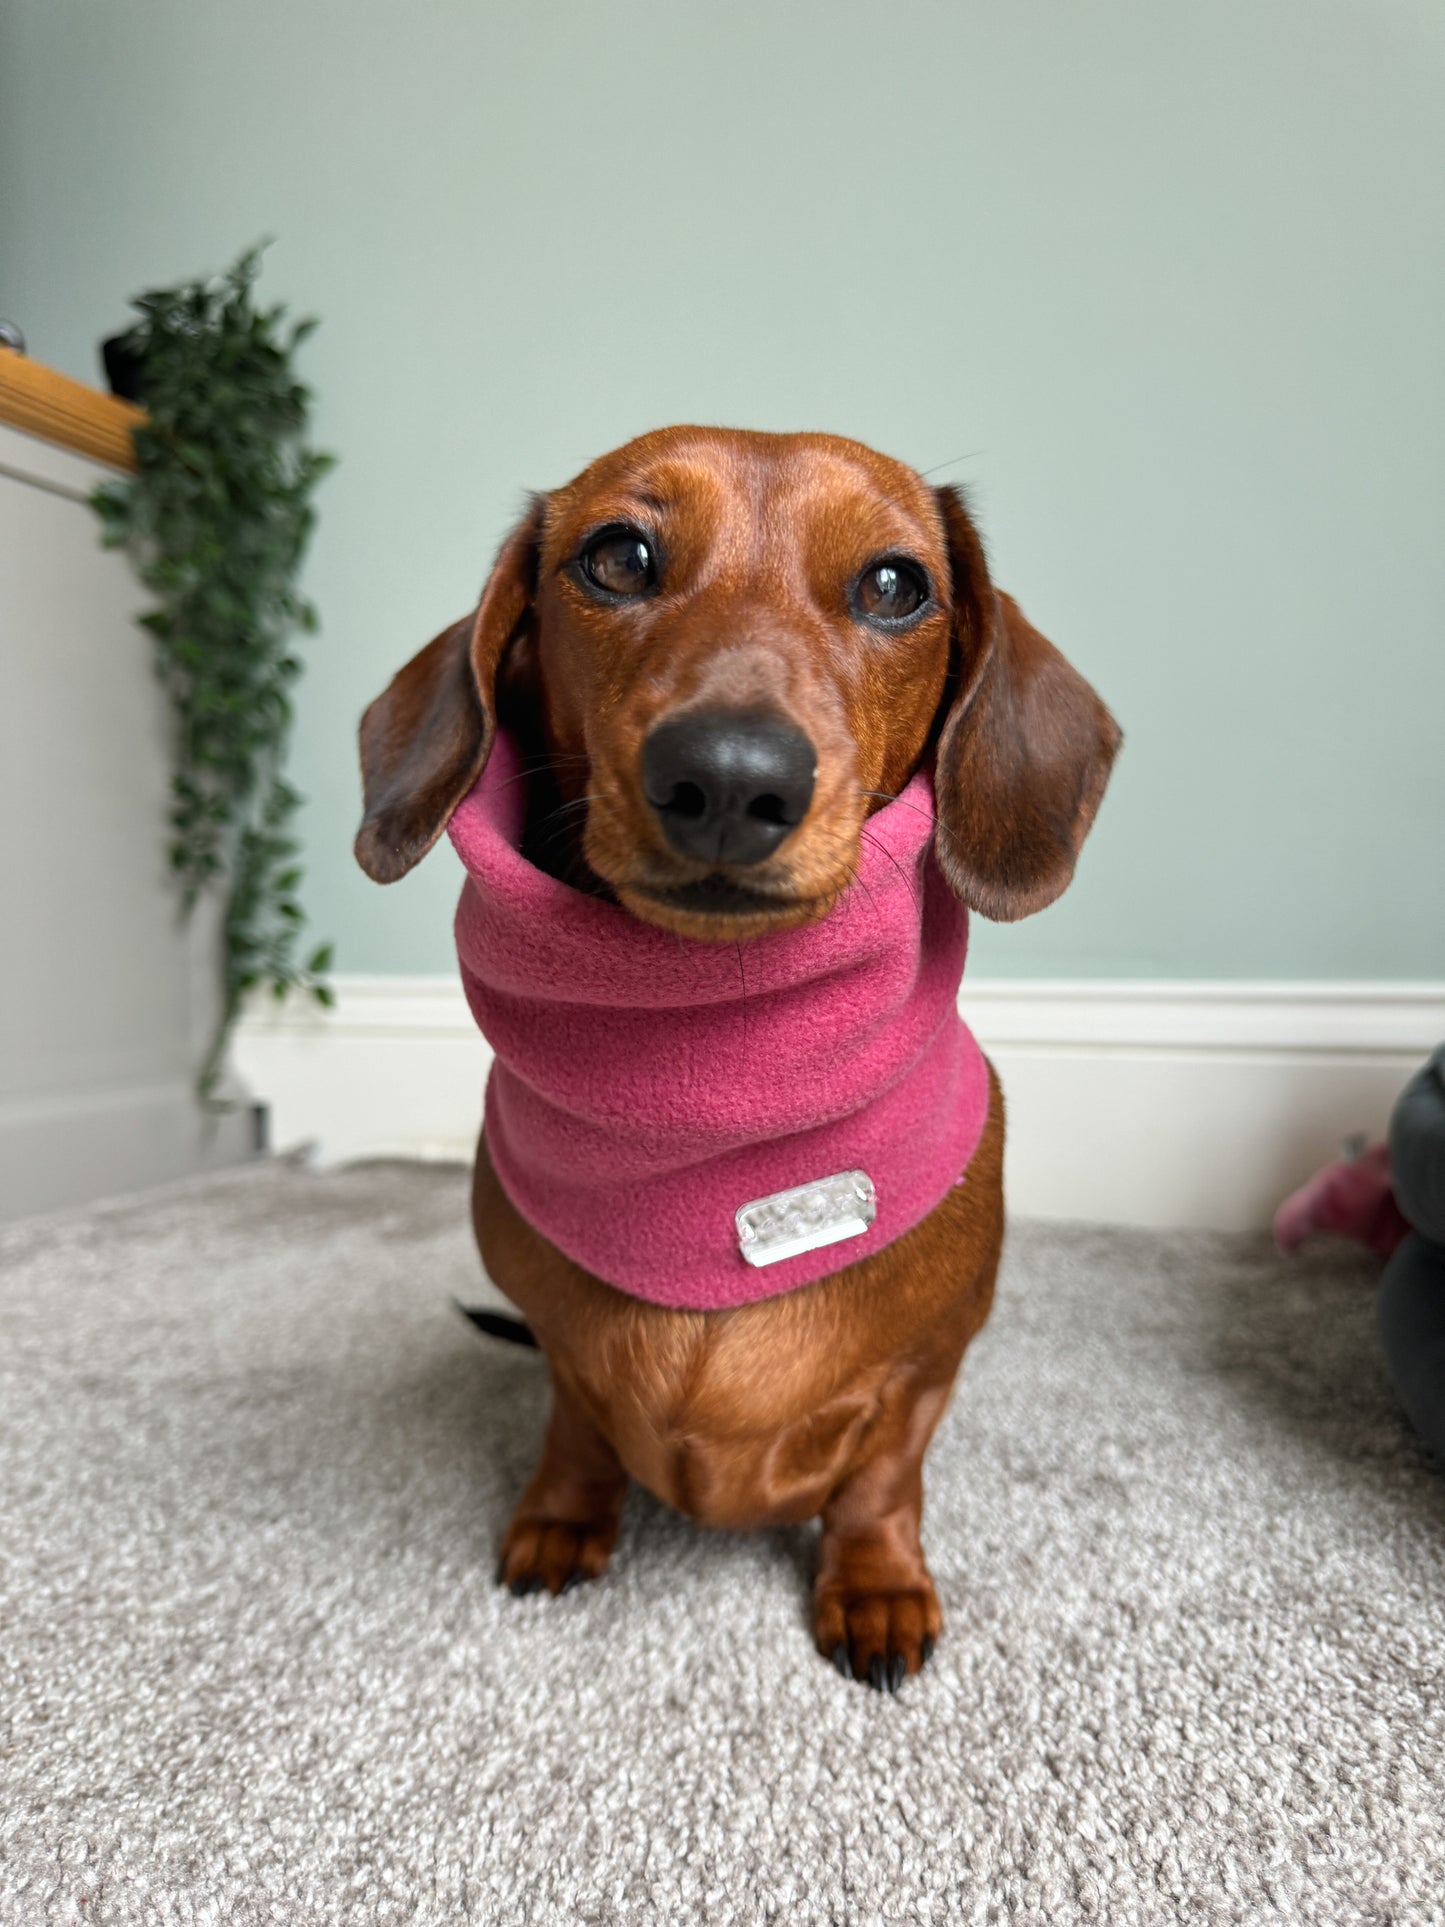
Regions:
[[90, 242, 335, 1102]]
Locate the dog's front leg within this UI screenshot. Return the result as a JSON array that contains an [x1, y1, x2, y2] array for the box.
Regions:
[[813, 1381, 949, 1691], [497, 1376, 628, 1597]]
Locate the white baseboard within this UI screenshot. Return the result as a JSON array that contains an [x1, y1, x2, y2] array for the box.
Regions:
[[0, 1076, 255, 1220], [233, 975, 1445, 1233]]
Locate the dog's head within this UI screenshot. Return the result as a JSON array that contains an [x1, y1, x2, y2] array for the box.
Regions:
[[355, 427, 1120, 938]]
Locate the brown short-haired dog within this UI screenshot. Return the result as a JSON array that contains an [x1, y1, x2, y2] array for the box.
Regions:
[[356, 428, 1119, 1691]]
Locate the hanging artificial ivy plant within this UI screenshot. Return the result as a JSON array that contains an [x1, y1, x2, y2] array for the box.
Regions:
[[93, 246, 334, 1101]]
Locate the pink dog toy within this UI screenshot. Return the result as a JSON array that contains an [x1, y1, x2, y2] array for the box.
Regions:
[[1273, 1138, 1411, 1259]]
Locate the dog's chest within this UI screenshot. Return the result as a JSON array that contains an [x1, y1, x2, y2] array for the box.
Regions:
[[563, 1298, 896, 1529]]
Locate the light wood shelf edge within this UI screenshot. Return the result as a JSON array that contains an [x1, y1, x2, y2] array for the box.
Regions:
[[0, 347, 143, 472]]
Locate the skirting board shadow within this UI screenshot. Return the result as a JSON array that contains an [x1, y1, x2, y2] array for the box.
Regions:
[[233, 976, 1445, 1234]]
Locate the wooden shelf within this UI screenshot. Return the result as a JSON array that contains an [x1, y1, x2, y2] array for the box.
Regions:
[[0, 347, 142, 472]]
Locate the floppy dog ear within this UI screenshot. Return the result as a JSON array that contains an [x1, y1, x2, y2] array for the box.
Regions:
[[354, 504, 542, 883], [931, 486, 1121, 921]]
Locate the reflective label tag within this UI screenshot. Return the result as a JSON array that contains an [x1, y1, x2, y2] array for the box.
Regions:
[[735, 1170, 877, 1269]]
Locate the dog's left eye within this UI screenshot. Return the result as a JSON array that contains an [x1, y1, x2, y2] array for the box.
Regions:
[[856, 559, 929, 623], [582, 528, 656, 597]]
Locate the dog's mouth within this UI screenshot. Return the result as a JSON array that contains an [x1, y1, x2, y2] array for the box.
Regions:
[[617, 869, 836, 939], [637, 876, 814, 917]]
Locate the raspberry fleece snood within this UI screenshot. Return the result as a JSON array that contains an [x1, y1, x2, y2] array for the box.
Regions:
[[449, 731, 989, 1311]]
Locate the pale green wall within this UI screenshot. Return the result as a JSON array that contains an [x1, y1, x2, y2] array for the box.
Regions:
[[3, 0, 1441, 980]]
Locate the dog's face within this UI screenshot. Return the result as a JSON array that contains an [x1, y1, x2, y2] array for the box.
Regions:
[[356, 427, 1120, 939]]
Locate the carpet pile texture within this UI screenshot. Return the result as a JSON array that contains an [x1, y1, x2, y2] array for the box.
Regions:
[[1, 1159, 1441, 1925]]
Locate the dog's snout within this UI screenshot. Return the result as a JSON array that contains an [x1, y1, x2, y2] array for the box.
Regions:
[[642, 710, 817, 866]]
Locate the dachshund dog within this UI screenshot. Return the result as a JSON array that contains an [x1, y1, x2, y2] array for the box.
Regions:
[[355, 427, 1119, 1691]]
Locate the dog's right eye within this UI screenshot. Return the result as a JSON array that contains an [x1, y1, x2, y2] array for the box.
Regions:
[[581, 528, 657, 598]]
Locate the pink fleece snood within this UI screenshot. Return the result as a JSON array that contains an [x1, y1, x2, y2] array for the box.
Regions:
[[449, 731, 989, 1312]]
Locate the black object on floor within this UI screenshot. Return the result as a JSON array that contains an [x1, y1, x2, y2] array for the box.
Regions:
[[455, 1303, 538, 1348], [1375, 1042, 1445, 1463]]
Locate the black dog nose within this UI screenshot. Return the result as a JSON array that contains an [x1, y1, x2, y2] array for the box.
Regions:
[[642, 709, 817, 866]]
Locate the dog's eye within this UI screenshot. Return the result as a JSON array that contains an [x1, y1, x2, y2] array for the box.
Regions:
[[856, 559, 928, 623], [582, 528, 656, 597]]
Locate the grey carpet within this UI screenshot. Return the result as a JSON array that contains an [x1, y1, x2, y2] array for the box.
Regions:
[[1, 1161, 1442, 1927]]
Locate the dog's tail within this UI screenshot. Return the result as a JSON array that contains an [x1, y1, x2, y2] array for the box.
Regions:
[[454, 1301, 539, 1348]]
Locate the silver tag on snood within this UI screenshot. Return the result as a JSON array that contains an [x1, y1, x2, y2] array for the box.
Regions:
[[735, 1170, 877, 1269]]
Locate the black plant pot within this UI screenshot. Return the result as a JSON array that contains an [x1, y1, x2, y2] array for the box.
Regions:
[[101, 332, 146, 403]]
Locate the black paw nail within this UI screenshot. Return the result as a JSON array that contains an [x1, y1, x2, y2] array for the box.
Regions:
[[831, 1643, 851, 1678], [508, 1574, 543, 1597], [921, 1636, 935, 1664], [494, 1558, 508, 1586], [868, 1654, 887, 1693], [888, 1653, 906, 1694], [560, 1570, 585, 1595]]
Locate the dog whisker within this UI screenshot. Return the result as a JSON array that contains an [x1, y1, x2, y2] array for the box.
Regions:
[[489, 750, 594, 795], [857, 787, 973, 862], [916, 448, 983, 480], [847, 862, 882, 928], [857, 826, 921, 914]]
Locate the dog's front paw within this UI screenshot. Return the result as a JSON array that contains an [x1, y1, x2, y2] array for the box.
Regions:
[[814, 1579, 941, 1692], [496, 1514, 618, 1597]]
